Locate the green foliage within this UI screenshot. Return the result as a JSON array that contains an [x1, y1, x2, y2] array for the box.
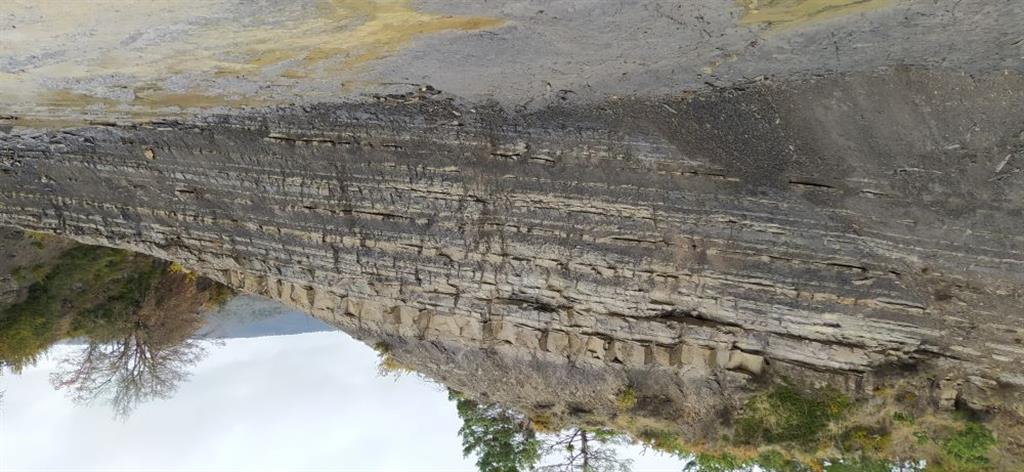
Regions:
[[529, 412, 558, 433], [839, 426, 891, 456], [631, 389, 995, 472], [451, 391, 541, 472], [753, 450, 808, 472], [637, 429, 686, 456], [0, 243, 229, 370], [590, 428, 624, 443], [0, 246, 163, 371], [616, 387, 637, 412], [203, 281, 234, 309], [941, 422, 996, 470], [679, 449, 811, 472], [687, 452, 746, 472], [0, 237, 233, 419], [892, 411, 915, 425], [372, 341, 415, 378], [824, 457, 908, 472], [0, 297, 55, 372], [25, 231, 49, 250], [734, 385, 849, 448], [10, 265, 48, 285], [639, 431, 805, 472]]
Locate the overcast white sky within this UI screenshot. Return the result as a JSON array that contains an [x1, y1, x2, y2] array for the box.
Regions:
[[1, 328, 688, 471]]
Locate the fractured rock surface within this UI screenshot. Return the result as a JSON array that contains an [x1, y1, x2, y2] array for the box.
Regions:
[[2, 69, 1023, 435]]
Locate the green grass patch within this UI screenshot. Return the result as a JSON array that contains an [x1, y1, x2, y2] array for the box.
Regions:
[[941, 422, 996, 470], [839, 425, 891, 455], [824, 457, 904, 472], [25, 231, 49, 250], [637, 428, 687, 456], [753, 450, 807, 472], [616, 386, 638, 411], [372, 341, 415, 378], [690, 452, 746, 472], [892, 411, 915, 424], [734, 385, 849, 448]]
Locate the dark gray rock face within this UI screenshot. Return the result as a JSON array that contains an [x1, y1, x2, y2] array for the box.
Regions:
[[2, 69, 1023, 436]]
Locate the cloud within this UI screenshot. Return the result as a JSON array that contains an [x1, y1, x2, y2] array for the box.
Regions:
[[1, 330, 686, 471]]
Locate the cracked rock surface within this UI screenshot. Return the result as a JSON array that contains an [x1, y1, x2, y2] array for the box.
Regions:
[[2, 0, 1024, 460], [2, 69, 1023, 442]]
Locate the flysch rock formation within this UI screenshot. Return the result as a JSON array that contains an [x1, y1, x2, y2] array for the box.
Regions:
[[3, 68, 1023, 440]]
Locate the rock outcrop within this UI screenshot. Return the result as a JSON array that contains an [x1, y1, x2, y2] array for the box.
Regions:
[[2, 69, 1024, 438]]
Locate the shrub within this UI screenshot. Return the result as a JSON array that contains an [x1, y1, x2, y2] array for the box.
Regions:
[[754, 450, 807, 472], [637, 428, 686, 455], [689, 452, 745, 472], [616, 386, 638, 411], [734, 385, 848, 448], [453, 394, 540, 472], [824, 457, 901, 472], [25, 231, 49, 250], [373, 342, 415, 378], [528, 412, 559, 433], [892, 411, 915, 424], [0, 246, 161, 371], [839, 425, 891, 455], [0, 244, 232, 373], [942, 422, 996, 470]]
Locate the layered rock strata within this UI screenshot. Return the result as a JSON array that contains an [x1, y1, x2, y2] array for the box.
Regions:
[[2, 69, 1024, 433]]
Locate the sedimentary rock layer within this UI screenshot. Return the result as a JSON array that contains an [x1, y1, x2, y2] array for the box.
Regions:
[[2, 70, 1024, 425]]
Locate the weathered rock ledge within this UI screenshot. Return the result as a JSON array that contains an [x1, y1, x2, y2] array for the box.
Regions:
[[2, 68, 1023, 437]]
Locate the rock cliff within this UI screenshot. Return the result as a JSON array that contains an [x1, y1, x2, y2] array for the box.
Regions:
[[2, 69, 1023, 442]]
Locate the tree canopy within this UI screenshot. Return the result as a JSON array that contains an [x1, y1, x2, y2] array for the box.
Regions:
[[452, 391, 542, 472], [0, 241, 231, 418]]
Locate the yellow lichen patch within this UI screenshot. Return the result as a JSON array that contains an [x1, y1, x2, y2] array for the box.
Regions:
[[252, 0, 502, 73], [0, 0, 502, 123], [37, 90, 119, 109], [739, 0, 894, 30], [131, 86, 273, 111]]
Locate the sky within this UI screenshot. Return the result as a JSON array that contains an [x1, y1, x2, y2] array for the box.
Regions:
[[0, 318, 689, 471]]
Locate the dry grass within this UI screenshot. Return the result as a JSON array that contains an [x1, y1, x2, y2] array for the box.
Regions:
[[606, 381, 1011, 471]]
